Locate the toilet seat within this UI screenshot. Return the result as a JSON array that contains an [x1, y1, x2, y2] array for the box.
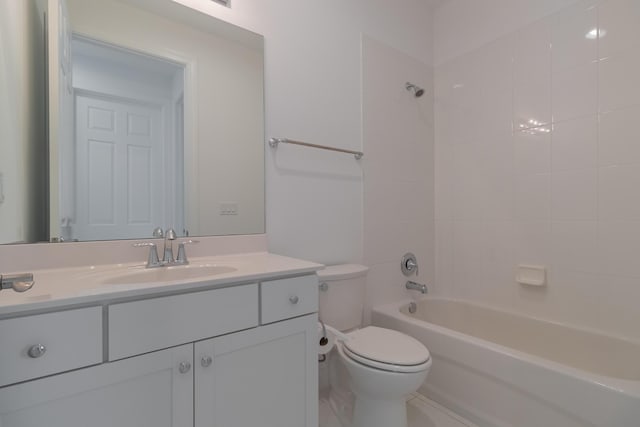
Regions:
[[341, 326, 431, 373]]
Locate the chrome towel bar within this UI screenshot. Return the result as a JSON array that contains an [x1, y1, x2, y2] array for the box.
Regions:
[[269, 137, 363, 160]]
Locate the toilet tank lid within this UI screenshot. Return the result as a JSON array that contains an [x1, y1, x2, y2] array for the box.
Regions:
[[317, 264, 369, 280]]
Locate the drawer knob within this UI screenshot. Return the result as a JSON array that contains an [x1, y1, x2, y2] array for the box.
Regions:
[[201, 356, 212, 368], [289, 295, 299, 304], [179, 361, 191, 374], [27, 344, 47, 359]]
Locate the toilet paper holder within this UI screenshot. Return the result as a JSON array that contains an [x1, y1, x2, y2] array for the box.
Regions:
[[319, 318, 329, 362]]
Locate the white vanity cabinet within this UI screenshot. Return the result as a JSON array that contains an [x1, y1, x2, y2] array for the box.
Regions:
[[0, 273, 318, 427], [195, 314, 317, 427], [0, 344, 194, 427]]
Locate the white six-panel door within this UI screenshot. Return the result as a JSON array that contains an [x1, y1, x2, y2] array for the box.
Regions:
[[74, 94, 164, 240]]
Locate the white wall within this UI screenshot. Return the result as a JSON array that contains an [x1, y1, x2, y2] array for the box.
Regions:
[[0, 0, 47, 243], [362, 36, 434, 323], [172, 0, 435, 264], [434, 0, 640, 341]]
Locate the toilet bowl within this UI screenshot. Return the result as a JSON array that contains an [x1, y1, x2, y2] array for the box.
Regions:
[[318, 265, 431, 427], [335, 326, 431, 427]]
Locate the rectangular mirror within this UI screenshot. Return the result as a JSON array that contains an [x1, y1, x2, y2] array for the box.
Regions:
[[0, 0, 265, 244]]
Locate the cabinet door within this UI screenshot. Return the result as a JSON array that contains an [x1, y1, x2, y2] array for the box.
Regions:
[[195, 314, 318, 427], [0, 344, 193, 427]]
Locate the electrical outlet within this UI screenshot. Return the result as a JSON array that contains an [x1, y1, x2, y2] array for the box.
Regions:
[[219, 202, 238, 215]]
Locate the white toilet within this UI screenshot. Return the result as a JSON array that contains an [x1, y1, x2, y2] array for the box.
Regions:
[[318, 264, 431, 427]]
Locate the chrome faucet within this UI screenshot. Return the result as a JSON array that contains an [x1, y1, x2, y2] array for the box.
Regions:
[[133, 242, 162, 268], [175, 239, 199, 265], [134, 228, 199, 268], [133, 227, 200, 268], [406, 280, 428, 294], [1, 273, 35, 293], [163, 228, 177, 264]]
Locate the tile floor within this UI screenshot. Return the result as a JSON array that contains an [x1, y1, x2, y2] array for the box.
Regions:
[[407, 393, 478, 427], [319, 392, 478, 427]]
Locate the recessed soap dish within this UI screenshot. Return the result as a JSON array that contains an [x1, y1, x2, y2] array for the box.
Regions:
[[516, 264, 546, 287]]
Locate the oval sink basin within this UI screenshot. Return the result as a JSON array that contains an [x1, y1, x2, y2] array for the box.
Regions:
[[103, 265, 237, 285]]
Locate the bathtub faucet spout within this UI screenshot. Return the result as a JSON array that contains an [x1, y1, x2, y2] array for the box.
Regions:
[[406, 280, 428, 294]]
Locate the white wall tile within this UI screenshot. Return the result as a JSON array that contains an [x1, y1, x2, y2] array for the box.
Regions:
[[435, 0, 640, 340], [515, 173, 551, 220], [514, 79, 552, 130], [551, 221, 598, 273], [592, 274, 640, 340], [452, 220, 486, 266], [482, 221, 516, 266], [514, 129, 552, 175], [546, 269, 603, 329], [598, 221, 640, 278], [599, 107, 640, 166], [552, 62, 597, 122], [483, 131, 515, 173], [598, 164, 640, 220], [477, 261, 519, 307], [514, 18, 552, 88], [598, 0, 640, 59], [452, 143, 486, 220], [551, 115, 597, 171], [435, 220, 454, 295], [362, 36, 434, 322], [514, 221, 552, 266], [551, 1, 597, 72], [551, 168, 597, 220], [599, 54, 640, 112], [469, 37, 515, 96], [483, 168, 515, 220], [434, 139, 454, 220]]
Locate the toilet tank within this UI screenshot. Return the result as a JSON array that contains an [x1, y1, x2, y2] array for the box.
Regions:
[[317, 264, 369, 332]]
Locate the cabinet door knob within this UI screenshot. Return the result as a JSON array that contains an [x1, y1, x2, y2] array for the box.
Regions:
[[201, 356, 212, 367], [27, 344, 47, 358], [178, 361, 191, 374], [289, 295, 299, 304]]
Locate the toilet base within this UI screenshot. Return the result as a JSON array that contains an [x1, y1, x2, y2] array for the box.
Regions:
[[352, 396, 407, 427]]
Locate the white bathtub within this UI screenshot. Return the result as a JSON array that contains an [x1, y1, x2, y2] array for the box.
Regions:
[[372, 298, 640, 427]]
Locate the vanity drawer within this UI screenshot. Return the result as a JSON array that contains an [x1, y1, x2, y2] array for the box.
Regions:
[[260, 275, 318, 324], [0, 307, 103, 387], [108, 283, 258, 360]]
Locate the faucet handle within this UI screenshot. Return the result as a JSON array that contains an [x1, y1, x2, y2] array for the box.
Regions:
[[176, 240, 199, 265], [401, 252, 419, 276], [133, 242, 161, 268]]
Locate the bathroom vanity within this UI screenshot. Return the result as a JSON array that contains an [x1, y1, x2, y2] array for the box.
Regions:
[[0, 252, 321, 427]]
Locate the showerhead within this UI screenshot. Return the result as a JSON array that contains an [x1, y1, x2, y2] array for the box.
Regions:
[[406, 82, 425, 98]]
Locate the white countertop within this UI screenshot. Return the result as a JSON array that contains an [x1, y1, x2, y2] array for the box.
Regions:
[[0, 252, 323, 317]]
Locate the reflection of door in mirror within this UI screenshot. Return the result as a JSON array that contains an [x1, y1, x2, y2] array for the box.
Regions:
[[41, 0, 265, 243], [55, 35, 185, 241], [74, 96, 163, 240]]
